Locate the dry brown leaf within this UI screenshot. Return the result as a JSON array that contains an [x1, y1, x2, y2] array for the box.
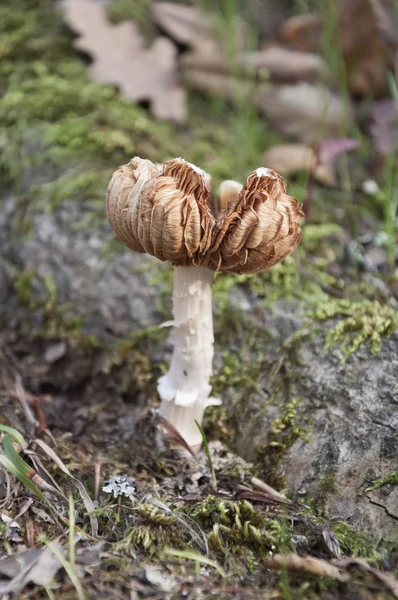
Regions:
[[370, 98, 398, 155], [322, 524, 342, 559], [181, 46, 327, 91], [333, 558, 398, 599], [265, 553, 349, 582], [150, 2, 214, 50], [337, 0, 397, 96], [0, 546, 64, 595], [280, 13, 322, 53], [281, 0, 397, 96], [257, 83, 353, 144], [150, 2, 247, 55], [182, 46, 327, 83], [236, 484, 302, 511], [263, 144, 336, 186], [62, 0, 186, 123], [183, 68, 251, 100], [242, 46, 327, 83]]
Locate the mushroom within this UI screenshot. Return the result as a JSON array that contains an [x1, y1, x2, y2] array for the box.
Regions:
[[106, 157, 303, 448]]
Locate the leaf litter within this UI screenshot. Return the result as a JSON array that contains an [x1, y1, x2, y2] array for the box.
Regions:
[[62, 0, 187, 123], [2, 0, 398, 598], [2, 352, 398, 597]]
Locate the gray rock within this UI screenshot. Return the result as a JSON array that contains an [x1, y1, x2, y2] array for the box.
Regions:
[[1, 196, 397, 539]]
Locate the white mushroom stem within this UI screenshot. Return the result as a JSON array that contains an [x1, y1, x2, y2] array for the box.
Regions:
[[157, 266, 221, 449]]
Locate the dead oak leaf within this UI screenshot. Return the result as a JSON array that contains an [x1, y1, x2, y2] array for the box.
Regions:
[[62, 0, 186, 123], [281, 0, 397, 97], [150, 2, 214, 50], [337, 0, 397, 97], [256, 83, 353, 144]]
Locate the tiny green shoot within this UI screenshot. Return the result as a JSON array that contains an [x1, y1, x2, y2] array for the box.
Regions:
[[195, 420, 217, 490]]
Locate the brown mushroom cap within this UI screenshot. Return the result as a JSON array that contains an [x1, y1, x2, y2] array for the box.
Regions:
[[106, 158, 303, 274]]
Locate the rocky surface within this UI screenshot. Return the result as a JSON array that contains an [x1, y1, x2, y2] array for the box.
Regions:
[[1, 195, 397, 539]]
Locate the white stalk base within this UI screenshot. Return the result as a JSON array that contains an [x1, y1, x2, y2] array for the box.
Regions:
[[157, 266, 220, 449]]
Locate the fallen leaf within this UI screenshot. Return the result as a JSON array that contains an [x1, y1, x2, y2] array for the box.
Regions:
[[242, 46, 327, 83], [256, 83, 353, 144], [263, 144, 336, 186], [0, 546, 63, 595], [370, 98, 398, 155], [150, 2, 247, 55], [280, 13, 322, 53], [183, 46, 328, 84], [236, 484, 301, 510], [281, 1, 397, 96], [183, 68, 250, 100], [151, 410, 198, 460], [44, 341, 67, 364], [62, 0, 186, 123], [337, 0, 397, 96], [144, 564, 177, 592], [333, 558, 398, 599], [31, 506, 55, 523], [150, 2, 214, 50], [265, 553, 349, 582], [0, 550, 39, 580], [322, 524, 342, 559], [25, 546, 63, 587], [76, 541, 105, 566]]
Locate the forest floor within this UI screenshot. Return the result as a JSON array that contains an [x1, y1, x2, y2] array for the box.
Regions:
[[1, 0, 398, 598]]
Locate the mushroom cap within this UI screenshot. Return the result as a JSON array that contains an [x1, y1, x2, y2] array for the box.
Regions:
[[106, 157, 303, 273]]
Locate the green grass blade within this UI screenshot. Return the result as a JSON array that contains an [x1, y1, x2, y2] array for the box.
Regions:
[[69, 495, 76, 570], [1, 434, 63, 503], [194, 420, 217, 490], [0, 424, 25, 446], [387, 71, 398, 112], [46, 541, 86, 600], [0, 449, 47, 502], [165, 548, 226, 578], [35, 439, 98, 537]]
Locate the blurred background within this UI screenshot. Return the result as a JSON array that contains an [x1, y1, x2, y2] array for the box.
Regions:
[[1, 1, 398, 597]]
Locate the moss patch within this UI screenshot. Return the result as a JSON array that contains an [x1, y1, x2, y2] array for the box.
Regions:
[[309, 299, 398, 359], [367, 471, 398, 491]]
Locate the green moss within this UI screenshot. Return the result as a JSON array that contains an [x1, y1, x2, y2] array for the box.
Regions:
[[187, 497, 293, 572], [212, 348, 266, 398], [14, 268, 36, 307], [0, 0, 278, 219], [116, 504, 182, 558], [107, 0, 151, 27], [310, 299, 398, 360], [0, 0, 177, 207], [103, 326, 166, 393], [256, 398, 310, 489], [319, 469, 337, 493], [203, 405, 235, 443], [253, 344, 311, 488], [27, 169, 109, 214], [269, 399, 309, 444], [12, 267, 101, 359], [367, 471, 398, 491], [210, 224, 345, 313], [332, 522, 380, 561]]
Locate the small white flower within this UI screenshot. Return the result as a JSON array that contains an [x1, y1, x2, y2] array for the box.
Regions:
[[373, 230, 389, 247], [362, 179, 379, 196], [102, 475, 136, 500]]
